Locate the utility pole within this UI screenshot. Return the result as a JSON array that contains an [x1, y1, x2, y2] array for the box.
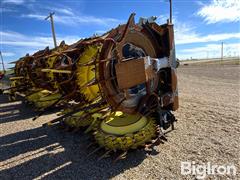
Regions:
[[221, 42, 223, 61], [0, 51, 6, 73], [169, 0, 172, 23], [45, 12, 57, 48]]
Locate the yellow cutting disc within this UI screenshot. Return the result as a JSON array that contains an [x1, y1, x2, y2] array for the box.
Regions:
[[26, 89, 51, 103], [76, 45, 102, 101], [64, 110, 95, 128], [94, 111, 157, 151], [63, 99, 106, 128], [45, 55, 58, 89], [101, 111, 148, 135], [34, 92, 61, 108]]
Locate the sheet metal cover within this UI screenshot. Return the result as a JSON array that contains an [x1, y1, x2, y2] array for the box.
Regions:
[[115, 57, 155, 89]]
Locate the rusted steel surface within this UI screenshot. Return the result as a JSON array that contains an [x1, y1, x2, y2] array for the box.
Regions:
[[5, 13, 179, 157]]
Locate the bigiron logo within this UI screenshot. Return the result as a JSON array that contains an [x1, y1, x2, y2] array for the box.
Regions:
[[181, 161, 237, 179]]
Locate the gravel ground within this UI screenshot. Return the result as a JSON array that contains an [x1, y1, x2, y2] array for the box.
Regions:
[[0, 63, 239, 180]]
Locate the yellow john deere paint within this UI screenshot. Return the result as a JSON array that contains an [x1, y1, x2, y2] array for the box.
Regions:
[[94, 111, 157, 151], [8, 13, 179, 160]]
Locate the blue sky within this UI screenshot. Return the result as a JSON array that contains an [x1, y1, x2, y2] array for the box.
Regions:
[[0, 0, 240, 68]]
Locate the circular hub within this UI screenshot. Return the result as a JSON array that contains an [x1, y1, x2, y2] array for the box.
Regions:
[[101, 111, 148, 135], [94, 111, 157, 151]]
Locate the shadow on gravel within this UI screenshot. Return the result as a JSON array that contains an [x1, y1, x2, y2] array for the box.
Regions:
[[0, 95, 35, 124], [0, 95, 59, 124], [0, 125, 152, 180], [0, 95, 156, 180]]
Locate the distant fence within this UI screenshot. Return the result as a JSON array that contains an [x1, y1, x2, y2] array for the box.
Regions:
[[180, 57, 240, 63]]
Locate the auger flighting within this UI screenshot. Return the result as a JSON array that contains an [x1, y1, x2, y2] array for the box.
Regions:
[[6, 13, 179, 159]]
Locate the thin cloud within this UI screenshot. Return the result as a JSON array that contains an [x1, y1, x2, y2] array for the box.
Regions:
[[22, 13, 122, 27], [0, 31, 82, 67], [197, 0, 240, 24], [2, 0, 35, 5], [195, 1, 205, 6], [2, 0, 25, 5], [175, 31, 240, 45], [1, 52, 15, 57], [47, 7, 74, 16], [156, 14, 170, 24], [95, 30, 107, 35], [0, 31, 81, 48], [174, 20, 240, 45], [0, 7, 17, 13], [181, 43, 240, 53], [21, 14, 45, 21], [177, 43, 240, 59]]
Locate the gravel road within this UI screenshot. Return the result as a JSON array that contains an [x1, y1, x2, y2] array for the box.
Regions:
[[0, 63, 239, 180]]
